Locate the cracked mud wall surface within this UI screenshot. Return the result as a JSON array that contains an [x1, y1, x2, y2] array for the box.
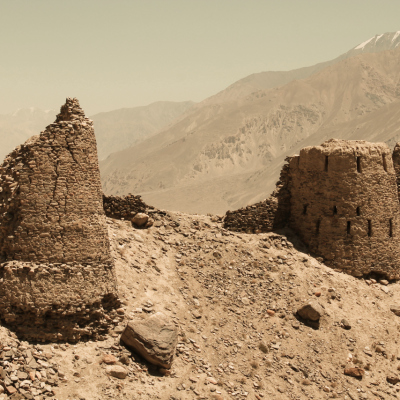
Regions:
[[288, 139, 400, 279], [0, 98, 111, 264], [0, 98, 119, 341]]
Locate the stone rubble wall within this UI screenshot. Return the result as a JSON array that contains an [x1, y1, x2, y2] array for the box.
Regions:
[[0, 98, 120, 341], [223, 160, 291, 233], [0, 261, 120, 342], [103, 194, 152, 220]]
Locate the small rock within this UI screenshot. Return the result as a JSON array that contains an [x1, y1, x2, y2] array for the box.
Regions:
[[241, 297, 250, 305], [297, 301, 323, 321], [119, 355, 130, 365], [387, 375, 400, 384], [132, 213, 149, 227], [341, 319, 351, 330], [213, 251, 222, 259], [390, 305, 400, 316], [102, 354, 118, 365], [380, 279, 389, 285], [192, 310, 202, 319], [105, 365, 128, 379], [6, 386, 16, 395], [344, 367, 364, 378], [207, 377, 218, 385], [292, 322, 300, 329], [266, 309, 275, 316]]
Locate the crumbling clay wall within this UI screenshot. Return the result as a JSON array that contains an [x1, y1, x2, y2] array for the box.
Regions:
[[103, 194, 152, 220], [392, 143, 400, 199], [0, 99, 111, 264], [289, 139, 400, 279], [223, 160, 291, 233], [0, 98, 120, 342]]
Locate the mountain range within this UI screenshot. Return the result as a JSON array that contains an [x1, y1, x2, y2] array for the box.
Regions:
[[100, 31, 400, 214], [0, 101, 195, 162]]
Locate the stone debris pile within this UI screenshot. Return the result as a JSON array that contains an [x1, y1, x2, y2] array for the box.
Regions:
[[0, 98, 120, 342], [0, 339, 61, 398], [103, 194, 151, 221]]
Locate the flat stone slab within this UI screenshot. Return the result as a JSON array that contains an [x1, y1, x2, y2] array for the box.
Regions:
[[121, 312, 178, 369]]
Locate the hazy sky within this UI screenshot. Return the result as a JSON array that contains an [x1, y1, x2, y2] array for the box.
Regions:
[[1, 0, 400, 115]]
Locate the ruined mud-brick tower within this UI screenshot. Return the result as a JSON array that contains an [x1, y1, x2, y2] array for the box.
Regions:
[[289, 139, 400, 279], [0, 98, 120, 341]]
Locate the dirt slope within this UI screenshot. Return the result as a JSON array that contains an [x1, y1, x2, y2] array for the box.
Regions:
[[3, 214, 400, 399]]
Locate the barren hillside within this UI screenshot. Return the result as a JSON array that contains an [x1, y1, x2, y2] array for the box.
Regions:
[[101, 47, 400, 214], [0, 102, 195, 163], [0, 108, 57, 161], [92, 101, 195, 160], [203, 31, 400, 106], [4, 213, 400, 399]]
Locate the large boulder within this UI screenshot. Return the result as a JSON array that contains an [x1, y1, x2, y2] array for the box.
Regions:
[[121, 312, 178, 368]]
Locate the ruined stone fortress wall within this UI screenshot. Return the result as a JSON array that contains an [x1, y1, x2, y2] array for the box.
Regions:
[[224, 139, 400, 280], [223, 161, 291, 233], [103, 194, 150, 220], [289, 139, 400, 279], [0, 98, 120, 342]]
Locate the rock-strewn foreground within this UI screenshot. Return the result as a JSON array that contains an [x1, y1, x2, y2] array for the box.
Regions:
[[1, 211, 400, 399]]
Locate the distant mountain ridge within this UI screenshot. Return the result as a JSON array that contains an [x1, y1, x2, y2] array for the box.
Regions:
[[0, 108, 57, 160], [91, 101, 195, 160], [203, 31, 400, 106], [0, 101, 195, 162], [100, 33, 400, 214]]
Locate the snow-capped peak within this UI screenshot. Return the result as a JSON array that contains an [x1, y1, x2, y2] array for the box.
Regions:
[[392, 31, 400, 42], [355, 36, 374, 50]]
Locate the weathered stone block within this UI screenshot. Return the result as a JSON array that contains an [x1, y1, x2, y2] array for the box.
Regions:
[[121, 312, 178, 368]]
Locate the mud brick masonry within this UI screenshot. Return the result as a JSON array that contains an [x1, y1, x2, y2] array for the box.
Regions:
[[0, 98, 120, 342], [225, 139, 400, 280], [103, 193, 151, 220]]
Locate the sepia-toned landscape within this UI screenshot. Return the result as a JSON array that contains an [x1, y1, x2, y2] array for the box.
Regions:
[[3, 2, 400, 400]]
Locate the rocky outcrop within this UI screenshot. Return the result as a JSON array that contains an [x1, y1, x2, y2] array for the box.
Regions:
[[121, 312, 178, 368], [0, 98, 120, 342]]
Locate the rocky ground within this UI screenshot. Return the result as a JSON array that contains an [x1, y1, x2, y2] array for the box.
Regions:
[[1, 211, 400, 399]]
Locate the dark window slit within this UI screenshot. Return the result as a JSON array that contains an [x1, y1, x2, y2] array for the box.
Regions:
[[357, 156, 362, 173]]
